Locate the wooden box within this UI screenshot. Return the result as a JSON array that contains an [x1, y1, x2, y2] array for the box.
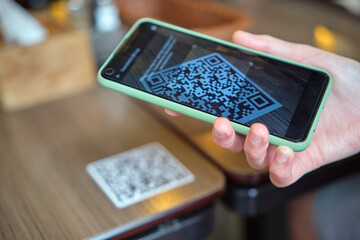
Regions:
[[0, 15, 96, 112]]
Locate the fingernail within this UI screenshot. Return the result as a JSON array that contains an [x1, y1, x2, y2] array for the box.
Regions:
[[214, 126, 226, 139], [277, 151, 288, 163], [249, 130, 262, 145]]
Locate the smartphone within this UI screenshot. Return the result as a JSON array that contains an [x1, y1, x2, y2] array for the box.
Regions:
[[98, 18, 332, 151]]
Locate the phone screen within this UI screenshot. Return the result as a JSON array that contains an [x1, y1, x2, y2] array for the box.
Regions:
[[102, 22, 330, 142]]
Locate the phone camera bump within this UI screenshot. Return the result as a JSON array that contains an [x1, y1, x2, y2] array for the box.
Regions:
[[105, 68, 115, 75]]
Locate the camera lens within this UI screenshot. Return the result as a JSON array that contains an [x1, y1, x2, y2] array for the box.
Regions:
[[105, 68, 115, 75]]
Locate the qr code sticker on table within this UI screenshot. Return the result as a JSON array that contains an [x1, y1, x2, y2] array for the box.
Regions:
[[86, 142, 195, 208], [140, 53, 282, 123]]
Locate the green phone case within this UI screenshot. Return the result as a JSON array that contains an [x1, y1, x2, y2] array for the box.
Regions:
[[97, 18, 332, 151]]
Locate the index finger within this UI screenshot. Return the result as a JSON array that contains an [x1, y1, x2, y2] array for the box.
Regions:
[[232, 30, 319, 65]]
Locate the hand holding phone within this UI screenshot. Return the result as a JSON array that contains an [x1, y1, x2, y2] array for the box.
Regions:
[[98, 18, 332, 151], [211, 30, 360, 187]]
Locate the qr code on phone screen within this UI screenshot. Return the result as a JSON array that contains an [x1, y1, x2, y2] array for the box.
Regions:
[[140, 53, 282, 123]]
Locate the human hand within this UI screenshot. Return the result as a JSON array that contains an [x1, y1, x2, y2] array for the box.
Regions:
[[211, 31, 360, 187]]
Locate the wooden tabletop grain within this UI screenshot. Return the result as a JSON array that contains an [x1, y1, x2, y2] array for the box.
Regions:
[[0, 87, 224, 239], [143, 103, 268, 185]]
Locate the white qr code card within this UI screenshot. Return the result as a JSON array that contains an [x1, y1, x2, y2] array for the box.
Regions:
[[86, 142, 195, 208]]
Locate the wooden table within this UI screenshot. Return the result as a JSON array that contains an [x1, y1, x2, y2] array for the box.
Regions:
[[0, 87, 224, 239]]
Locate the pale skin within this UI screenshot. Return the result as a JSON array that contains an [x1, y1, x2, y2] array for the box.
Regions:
[[166, 30, 360, 187]]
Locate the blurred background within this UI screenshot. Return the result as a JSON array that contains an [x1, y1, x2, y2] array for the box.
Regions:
[[0, 0, 359, 239]]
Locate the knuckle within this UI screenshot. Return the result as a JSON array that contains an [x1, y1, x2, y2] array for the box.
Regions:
[[247, 151, 262, 161], [215, 138, 234, 151], [271, 171, 285, 182], [246, 153, 266, 169], [270, 170, 293, 187], [245, 145, 265, 161]]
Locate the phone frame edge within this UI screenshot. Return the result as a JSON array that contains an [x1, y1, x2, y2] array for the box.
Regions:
[[97, 18, 333, 152]]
